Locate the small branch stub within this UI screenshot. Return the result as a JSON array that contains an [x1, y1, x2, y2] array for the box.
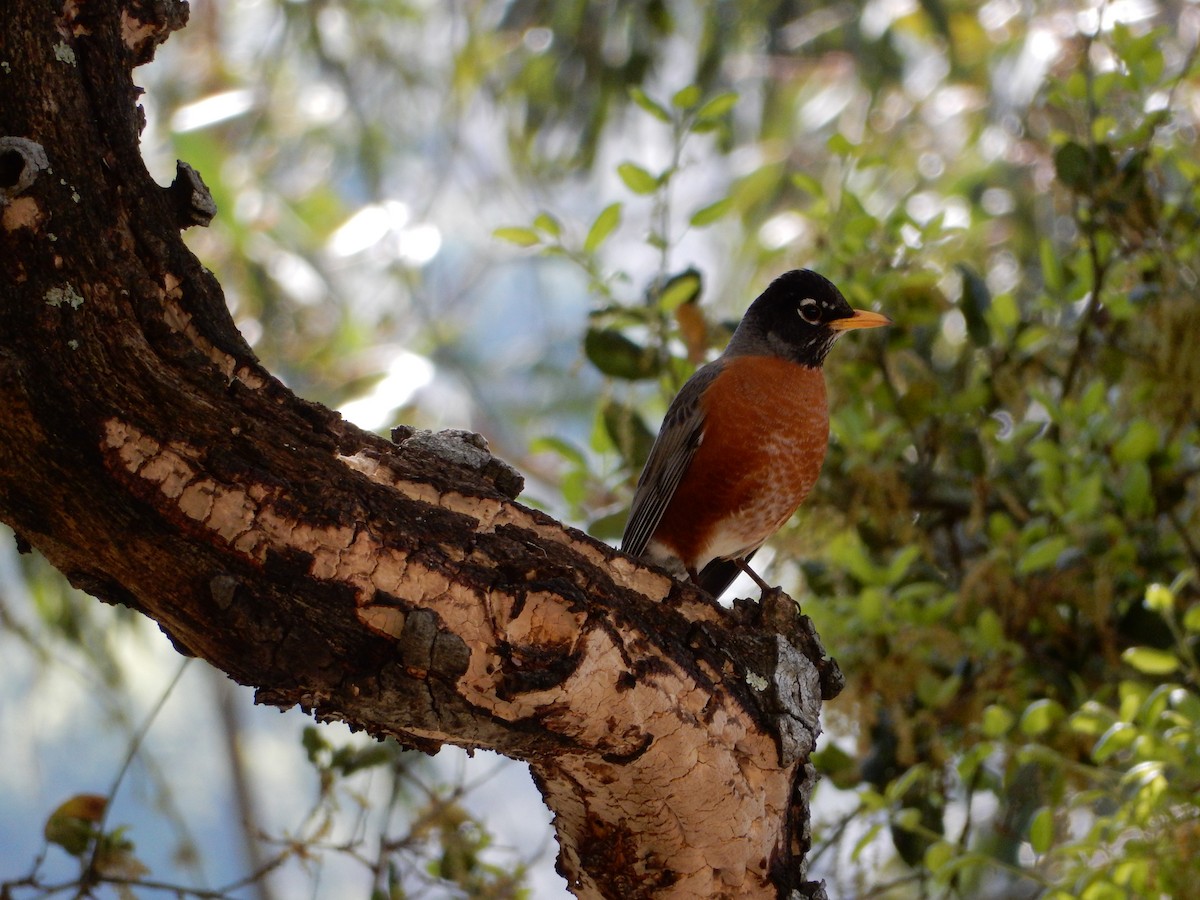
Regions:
[[167, 160, 217, 228], [391, 426, 525, 499]]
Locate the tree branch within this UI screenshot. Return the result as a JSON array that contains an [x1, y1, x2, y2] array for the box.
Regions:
[[0, 2, 834, 896]]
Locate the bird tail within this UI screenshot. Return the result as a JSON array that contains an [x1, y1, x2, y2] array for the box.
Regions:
[[696, 551, 757, 600]]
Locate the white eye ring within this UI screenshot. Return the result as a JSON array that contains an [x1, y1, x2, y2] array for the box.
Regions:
[[798, 298, 821, 324]]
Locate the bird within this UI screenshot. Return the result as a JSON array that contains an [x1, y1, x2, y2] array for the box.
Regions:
[[621, 269, 890, 598]]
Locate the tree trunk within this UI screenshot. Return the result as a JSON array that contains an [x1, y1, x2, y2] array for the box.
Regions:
[[0, 3, 836, 896]]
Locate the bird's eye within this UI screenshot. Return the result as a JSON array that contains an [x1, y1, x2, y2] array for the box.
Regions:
[[798, 298, 821, 324]]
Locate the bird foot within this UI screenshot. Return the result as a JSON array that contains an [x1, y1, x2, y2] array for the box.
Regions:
[[734, 557, 776, 594]]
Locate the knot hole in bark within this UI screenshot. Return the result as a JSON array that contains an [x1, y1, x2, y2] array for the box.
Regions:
[[0, 137, 49, 199]]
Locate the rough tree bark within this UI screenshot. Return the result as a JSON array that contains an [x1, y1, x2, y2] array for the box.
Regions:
[[0, 2, 841, 897]]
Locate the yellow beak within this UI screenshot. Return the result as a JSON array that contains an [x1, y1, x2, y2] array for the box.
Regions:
[[828, 308, 892, 331]]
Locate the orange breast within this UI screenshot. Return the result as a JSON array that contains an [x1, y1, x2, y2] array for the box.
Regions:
[[651, 357, 829, 571]]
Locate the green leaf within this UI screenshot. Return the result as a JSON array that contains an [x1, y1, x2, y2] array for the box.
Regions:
[[827, 132, 858, 156], [1121, 646, 1180, 676], [1137, 684, 1174, 726], [974, 608, 1004, 649], [1176, 688, 1200, 725], [1183, 603, 1200, 635], [1079, 380, 1105, 416], [857, 788, 886, 814], [1029, 807, 1054, 854], [1066, 471, 1103, 520], [886, 764, 929, 803], [828, 531, 881, 585], [583, 202, 622, 253], [617, 162, 660, 195], [989, 290, 1019, 332], [851, 821, 884, 862], [924, 840, 956, 873], [917, 672, 962, 709], [957, 742, 994, 783], [655, 269, 702, 311], [1118, 680, 1151, 720], [731, 162, 784, 210], [1092, 722, 1137, 762], [493, 226, 541, 247], [44, 795, 107, 856], [1020, 699, 1066, 736], [671, 84, 702, 109], [601, 398, 655, 469], [1121, 461, 1152, 516], [646, 230, 669, 251], [302, 725, 328, 762], [858, 587, 885, 626], [560, 468, 586, 507], [688, 198, 731, 228], [332, 743, 392, 776], [533, 212, 561, 238], [529, 435, 586, 468], [588, 509, 629, 540], [695, 91, 738, 122], [956, 264, 991, 347], [1113, 420, 1159, 464], [583, 328, 660, 380], [1054, 141, 1092, 191], [1070, 701, 1117, 736], [1143, 583, 1174, 616], [812, 743, 858, 789], [1039, 238, 1064, 294], [628, 86, 670, 123], [981, 704, 1015, 738], [1017, 535, 1068, 575], [791, 171, 823, 198], [883, 546, 921, 583]]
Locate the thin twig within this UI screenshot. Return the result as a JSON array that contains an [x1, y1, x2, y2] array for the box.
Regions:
[[80, 658, 193, 893], [210, 672, 278, 900], [857, 872, 925, 899], [1166, 508, 1200, 573], [806, 800, 867, 868]]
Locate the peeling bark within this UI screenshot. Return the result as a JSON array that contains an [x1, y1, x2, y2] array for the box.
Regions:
[[0, 2, 838, 897]]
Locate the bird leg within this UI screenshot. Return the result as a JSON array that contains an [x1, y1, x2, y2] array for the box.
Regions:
[[734, 557, 775, 594]]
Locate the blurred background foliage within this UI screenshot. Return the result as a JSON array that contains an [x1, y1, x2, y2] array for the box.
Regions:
[[3, 0, 1200, 897]]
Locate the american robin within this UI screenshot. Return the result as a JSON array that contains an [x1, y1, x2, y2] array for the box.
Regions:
[[621, 269, 890, 598]]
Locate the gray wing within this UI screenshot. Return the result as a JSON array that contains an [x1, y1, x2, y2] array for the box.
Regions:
[[620, 362, 723, 559]]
